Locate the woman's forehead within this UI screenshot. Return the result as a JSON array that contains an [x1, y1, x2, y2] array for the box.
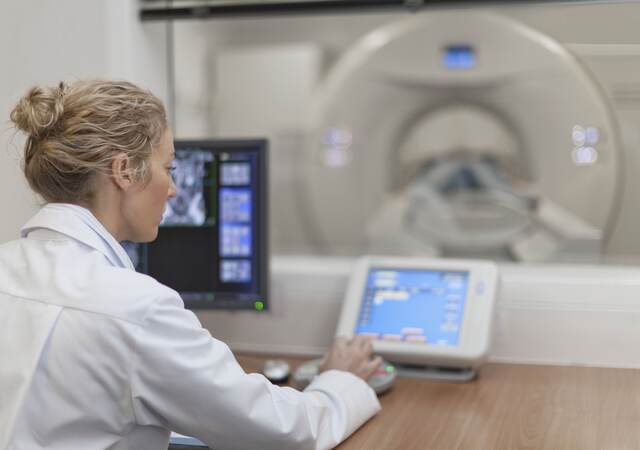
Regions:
[[153, 130, 175, 160]]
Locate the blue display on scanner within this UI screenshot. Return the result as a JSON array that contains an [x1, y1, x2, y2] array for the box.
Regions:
[[443, 45, 476, 70]]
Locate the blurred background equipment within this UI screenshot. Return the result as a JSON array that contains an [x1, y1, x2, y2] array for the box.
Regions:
[[157, 4, 640, 264]]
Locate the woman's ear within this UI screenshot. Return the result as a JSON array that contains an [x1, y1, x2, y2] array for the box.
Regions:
[[111, 153, 133, 190]]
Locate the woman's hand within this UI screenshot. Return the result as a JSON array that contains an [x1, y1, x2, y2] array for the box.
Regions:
[[319, 335, 383, 381]]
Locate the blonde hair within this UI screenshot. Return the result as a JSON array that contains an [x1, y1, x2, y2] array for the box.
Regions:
[[10, 80, 168, 204]]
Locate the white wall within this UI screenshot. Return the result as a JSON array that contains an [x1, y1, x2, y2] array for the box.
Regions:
[[0, 0, 167, 244]]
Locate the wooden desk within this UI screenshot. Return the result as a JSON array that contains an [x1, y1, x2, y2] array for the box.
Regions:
[[236, 354, 640, 450]]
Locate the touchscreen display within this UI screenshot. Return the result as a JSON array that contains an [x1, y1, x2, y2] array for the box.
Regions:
[[354, 268, 469, 346]]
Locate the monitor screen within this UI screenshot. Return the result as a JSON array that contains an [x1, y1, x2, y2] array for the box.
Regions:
[[354, 268, 469, 346], [123, 139, 268, 310]]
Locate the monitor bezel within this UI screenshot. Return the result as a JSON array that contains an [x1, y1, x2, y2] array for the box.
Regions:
[[335, 256, 498, 368], [154, 138, 269, 311]]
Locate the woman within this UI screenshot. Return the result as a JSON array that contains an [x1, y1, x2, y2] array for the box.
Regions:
[[0, 80, 381, 450]]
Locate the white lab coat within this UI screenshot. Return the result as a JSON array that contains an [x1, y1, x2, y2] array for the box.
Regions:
[[0, 204, 380, 450]]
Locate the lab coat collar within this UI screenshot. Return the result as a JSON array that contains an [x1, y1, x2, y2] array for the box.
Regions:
[[21, 203, 134, 270]]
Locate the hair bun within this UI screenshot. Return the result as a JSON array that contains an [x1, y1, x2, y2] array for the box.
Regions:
[[10, 82, 66, 138]]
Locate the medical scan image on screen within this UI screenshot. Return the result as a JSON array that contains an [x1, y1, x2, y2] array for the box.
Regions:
[[355, 269, 469, 346], [122, 140, 267, 310], [163, 150, 213, 226]]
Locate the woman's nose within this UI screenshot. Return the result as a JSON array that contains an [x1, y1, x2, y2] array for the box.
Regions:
[[168, 180, 177, 198]]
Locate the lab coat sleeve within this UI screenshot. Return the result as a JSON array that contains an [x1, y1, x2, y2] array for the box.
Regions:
[[130, 292, 381, 450]]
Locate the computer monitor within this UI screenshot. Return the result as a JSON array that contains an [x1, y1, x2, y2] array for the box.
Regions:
[[335, 256, 498, 375], [123, 139, 268, 310]]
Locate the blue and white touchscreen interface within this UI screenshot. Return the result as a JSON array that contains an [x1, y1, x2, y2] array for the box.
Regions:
[[355, 269, 469, 346]]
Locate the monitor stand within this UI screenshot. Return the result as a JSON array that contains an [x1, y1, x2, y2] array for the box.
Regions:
[[393, 363, 477, 382]]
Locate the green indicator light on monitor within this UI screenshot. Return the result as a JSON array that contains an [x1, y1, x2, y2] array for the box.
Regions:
[[255, 301, 264, 311]]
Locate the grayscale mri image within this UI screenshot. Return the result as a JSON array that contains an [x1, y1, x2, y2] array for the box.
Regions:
[[162, 150, 214, 226]]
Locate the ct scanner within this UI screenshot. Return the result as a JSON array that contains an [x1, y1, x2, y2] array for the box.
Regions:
[[296, 11, 622, 263]]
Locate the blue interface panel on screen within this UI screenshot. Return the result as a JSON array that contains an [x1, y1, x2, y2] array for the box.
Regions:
[[335, 257, 498, 377], [355, 268, 469, 346], [122, 139, 268, 311]]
